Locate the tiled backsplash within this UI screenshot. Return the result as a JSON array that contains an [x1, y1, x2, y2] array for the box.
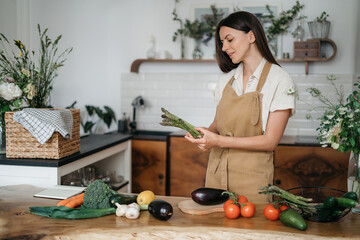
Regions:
[[120, 73, 355, 136]]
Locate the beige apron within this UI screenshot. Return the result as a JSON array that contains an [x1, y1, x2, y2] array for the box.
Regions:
[[205, 61, 273, 202]]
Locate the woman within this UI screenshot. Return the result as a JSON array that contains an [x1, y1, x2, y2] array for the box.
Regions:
[[185, 11, 295, 202]]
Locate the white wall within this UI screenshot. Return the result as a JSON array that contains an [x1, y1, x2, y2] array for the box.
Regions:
[[0, 0, 359, 134]]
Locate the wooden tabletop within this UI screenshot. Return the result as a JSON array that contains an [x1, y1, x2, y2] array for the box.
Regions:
[[1, 185, 359, 240]]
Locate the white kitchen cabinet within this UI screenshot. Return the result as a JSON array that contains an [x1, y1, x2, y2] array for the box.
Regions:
[[0, 134, 132, 192]]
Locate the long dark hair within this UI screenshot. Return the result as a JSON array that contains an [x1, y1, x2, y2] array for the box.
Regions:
[[215, 11, 279, 73]]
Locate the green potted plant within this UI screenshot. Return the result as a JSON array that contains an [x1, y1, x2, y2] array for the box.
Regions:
[[81, 105, 116, 134], [307, 11, 330, 39]]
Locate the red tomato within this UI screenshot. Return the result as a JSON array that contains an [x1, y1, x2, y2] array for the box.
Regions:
[[279, 204, 289, 211], [224, 203, 240, 219], [241, 202, 256, 218], [238, 195, 248, 204], [264, 204, 281, 221], [223, 199, 235, 210]]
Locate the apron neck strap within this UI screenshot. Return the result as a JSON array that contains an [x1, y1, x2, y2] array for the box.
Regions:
[[256, 61, 272, 92]]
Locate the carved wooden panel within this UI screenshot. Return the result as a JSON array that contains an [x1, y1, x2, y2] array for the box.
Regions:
[[132, 140, 167, 195], [170, 137, 210, 197], [274, 146, 350, 191]]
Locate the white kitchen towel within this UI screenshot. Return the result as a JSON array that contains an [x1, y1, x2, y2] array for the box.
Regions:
[[13, 108, 73, 144]]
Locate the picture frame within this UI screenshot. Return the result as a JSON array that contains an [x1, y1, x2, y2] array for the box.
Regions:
[[238, 2, 283, 58], [189, 3, 234, 59]]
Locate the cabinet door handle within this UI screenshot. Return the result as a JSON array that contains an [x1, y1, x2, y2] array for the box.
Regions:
[[158, 174, 164, 180], [275, 179, 281, 185]]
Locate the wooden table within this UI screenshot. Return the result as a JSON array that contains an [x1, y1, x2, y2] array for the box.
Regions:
[[1, 185, 359, 240]]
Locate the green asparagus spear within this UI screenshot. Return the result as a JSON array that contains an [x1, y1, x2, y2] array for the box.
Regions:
[[160, 108, 203, 139]]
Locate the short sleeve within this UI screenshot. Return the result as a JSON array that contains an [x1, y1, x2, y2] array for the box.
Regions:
[[213, 70, 235, 106], [269, 75, 296, 116]]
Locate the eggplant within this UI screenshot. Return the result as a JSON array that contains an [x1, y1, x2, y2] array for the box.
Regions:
[[191, 187, 228, 205], [148, 199, 173, 221]]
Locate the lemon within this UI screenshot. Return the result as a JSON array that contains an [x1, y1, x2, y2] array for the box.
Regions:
[[137, 190, 155, 205]]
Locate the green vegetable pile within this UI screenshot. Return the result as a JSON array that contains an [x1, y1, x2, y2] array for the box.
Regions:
[[160, 108, 203, 139], [83, 179, 117, 209], [29, 180, 118, 219]]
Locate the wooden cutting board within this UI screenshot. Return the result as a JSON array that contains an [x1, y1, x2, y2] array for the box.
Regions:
[[178, 199, 224, 215]]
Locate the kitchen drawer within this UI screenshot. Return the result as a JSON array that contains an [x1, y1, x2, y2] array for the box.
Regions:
[[294, 50, 320, 58], [294, 39, 320, 59], [294, 41, 320, 49]]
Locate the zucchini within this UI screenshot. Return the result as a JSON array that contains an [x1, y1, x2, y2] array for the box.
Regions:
[[109, 193, 138, 208], [280, 209, 307, 231]]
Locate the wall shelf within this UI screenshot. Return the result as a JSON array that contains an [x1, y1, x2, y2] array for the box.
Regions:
[[131, 39, 336, 75]]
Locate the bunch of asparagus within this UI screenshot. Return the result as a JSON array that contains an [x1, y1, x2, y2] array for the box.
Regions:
[[160, 108, 203, 139]]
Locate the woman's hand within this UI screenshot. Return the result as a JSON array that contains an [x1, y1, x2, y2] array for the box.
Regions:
[[185, 127, 221, 151]]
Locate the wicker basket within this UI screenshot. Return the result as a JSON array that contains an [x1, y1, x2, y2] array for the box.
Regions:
[[5, 109, 80, 159]]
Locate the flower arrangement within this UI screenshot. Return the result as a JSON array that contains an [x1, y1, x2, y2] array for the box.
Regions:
[[306, 74, 360, 153], [307, 74, 360, 209], [0, 24, 72, 152], [0, 25, 72, 111]]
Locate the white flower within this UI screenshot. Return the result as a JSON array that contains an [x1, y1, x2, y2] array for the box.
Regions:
[[0, 82, 22, 101], [287, 87, 296, 95], [327, 113, 335, 119], [323, 120, 330, 124], [338, 107, 347, 115], [347, 113, 354, 119], [355, 109, 360, 113], [331, 142, 340, 149]]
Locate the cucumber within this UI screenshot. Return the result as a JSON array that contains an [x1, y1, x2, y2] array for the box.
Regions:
[[109, 193, 138, 208], [335, 197, 357, 209], [280, 209, 307, 231], [342, 191, 358, 201]]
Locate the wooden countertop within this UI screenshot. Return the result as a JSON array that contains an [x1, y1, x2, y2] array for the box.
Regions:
[[1, 185, 359, 239]]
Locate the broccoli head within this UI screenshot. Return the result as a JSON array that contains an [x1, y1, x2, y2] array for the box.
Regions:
[[83, 180, 116, 209]]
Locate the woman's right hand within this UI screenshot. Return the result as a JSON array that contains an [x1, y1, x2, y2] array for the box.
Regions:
[[185, 127, 221, 151]]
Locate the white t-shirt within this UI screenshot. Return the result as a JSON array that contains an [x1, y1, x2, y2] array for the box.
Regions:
[[213, 58, 296, 132]]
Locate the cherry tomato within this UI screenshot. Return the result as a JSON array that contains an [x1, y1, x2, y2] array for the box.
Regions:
[[224, 203, 240, 219], [264, 203, 281, 221], [241, 202, 256, 218], [223, 199, 235, 210], [279, 204, 289, 211], [238, 195, 248, 204]]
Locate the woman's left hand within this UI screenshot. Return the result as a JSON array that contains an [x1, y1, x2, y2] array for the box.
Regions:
[[184, 127, 221, 151]]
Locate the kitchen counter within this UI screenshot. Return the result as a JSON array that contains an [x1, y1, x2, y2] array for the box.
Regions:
[[170, 130, 321, 147], [0, 132, 132, 167], [1, 185, 359, 240]]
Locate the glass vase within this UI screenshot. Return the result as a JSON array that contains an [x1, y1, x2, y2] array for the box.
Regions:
[[268, 37, 278, 59], [192, 39, 203, 60], [293, 21, 305, 42], [347, 151, 360, 214]]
